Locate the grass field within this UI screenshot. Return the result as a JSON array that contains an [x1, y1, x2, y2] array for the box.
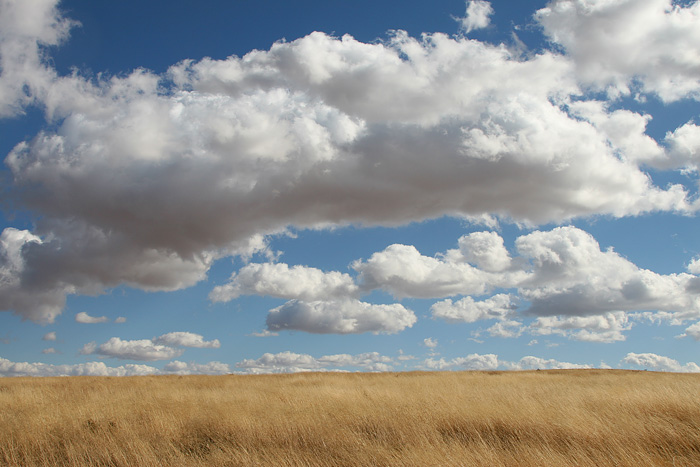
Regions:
[[1, 369, 699, 466]]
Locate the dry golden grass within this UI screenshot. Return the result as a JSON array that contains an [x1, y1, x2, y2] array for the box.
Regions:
[[1, 369, 699, 466]]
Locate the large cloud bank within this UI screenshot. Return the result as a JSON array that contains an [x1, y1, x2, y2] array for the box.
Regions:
[[1, 0, 700, 323]]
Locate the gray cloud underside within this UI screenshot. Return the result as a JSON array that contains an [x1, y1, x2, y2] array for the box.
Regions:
[[2, 0, 700, 322]]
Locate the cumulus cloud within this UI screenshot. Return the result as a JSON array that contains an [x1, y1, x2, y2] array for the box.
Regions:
[[41, 347, 57, 354], [1, 0, 698, 324], [455, 231, 512, 272], [677, 321, 700, 340], [114, 316, 126, 323], [505, 356, 592, 370], [235, 351, 394, 374], [0, 0, 75, 117], [423, 337, 438, 348], [163, 360, 231, 375], [42, 331, 56, 341], [0, 357, 159, 377], [516, 227, 700, 320], [152, 332, 220, 349], [622, 352, 700, 372], [394, 226, 700, 341], [80, 337, 183, 361], [75, 312, 108, 324], [424, 353, 499, 371], [529, 312, 632, 343], [218, 225, 700, 338], [352, 244, 491, 298], [456, 0, 494, 33], [431, 294, 517, 323], [536, 0, 700, 100], [210, 262, 359, 302], [266, 299, 416, 334], [80, 332, 221, 360]]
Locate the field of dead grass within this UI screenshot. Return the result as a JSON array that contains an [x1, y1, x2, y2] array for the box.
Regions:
[[1, 369, 699, 466]]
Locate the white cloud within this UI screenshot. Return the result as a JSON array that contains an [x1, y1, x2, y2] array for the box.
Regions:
[[456, 1, 494, 33], [210, 262, 358, 302], [80, 337, 183, 361], [515, 227, 700, 320], [529, 312, 632, 343], [152, 332, 220, 349], [678, 321, 700, 340], [424, 353, 499, 370], [249, 329, 279, 337], [622, 352, 700, 372], [1, 3, 697, 324], [456, 231, 512, 272], [0, 0, 74, 117], [423, 337, 438, 348], [536, 0, 700, 101], [42, 331, 56, 341], [486, 319, 525, 339], [163, 360, 231, 375], [41, 347, 57, 354], [353, 244, 490, 298], [235, 351, 395, 374], [0, 357, 159, 377], [75, 312, 109, 324], [665, 122, 700, 170], [504, 356, 592, 370], [114, 316, 126, 323], [431, 294, 516, 323], [266, 299, 416, 334]]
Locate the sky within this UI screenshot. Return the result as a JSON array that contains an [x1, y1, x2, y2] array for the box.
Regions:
[[1, 0, 700, 376]]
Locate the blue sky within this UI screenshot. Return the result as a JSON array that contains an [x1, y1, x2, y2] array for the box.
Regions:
[[2, 0, 700, 376]]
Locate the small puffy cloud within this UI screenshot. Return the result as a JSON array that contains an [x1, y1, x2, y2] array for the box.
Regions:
[[249, 329, 279, 337], [152, 332, 220, 349], [486, 319, 525, 339], [680, 321, 700, 340], [456, 1, 494, 33], [210, 262, 358, 302], [114, 316, 126, 323], [688, 256, 700, 275], [423, 337, 438, 348], [41, 347, 57, 354], [0, 357, 159, 377], [505, 356, 592, 370], [80, 337, 183, 361], [75, 312, 108, 324], [163, 360, 231, 375], [424, 353, 499, 371], [431, 294, 516, 323], [266, 299, 416, 334], [42, 331, 56, 341], [235, 351, 394, 374], [622, 352, 700, 373]]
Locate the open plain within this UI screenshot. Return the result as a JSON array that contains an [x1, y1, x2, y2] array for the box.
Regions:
[[1, 369, 699, 466]]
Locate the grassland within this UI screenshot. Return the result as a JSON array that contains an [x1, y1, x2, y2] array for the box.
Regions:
[[1, 369, 699, 466]]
